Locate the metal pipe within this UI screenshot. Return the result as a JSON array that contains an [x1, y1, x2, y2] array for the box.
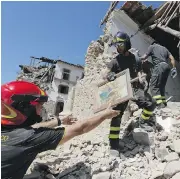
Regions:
[[149, 24, 180, 39], [166, 96, 173, 102]]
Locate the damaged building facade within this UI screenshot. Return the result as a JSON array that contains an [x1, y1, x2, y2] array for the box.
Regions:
[[48, 59, 84, 115], [64, 1, 180, 119], [17, 56, 84, 115]]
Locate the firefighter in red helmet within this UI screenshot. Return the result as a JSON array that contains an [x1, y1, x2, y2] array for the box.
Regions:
[[1, 81, 49, 127], [1, 81, 119, 179]]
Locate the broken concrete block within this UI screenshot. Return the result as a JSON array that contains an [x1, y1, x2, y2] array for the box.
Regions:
[[156, 116, 172, 133], [109, 150, 119, 157], [171, 118, 180, 127], [150, 170, 163, 179], [132, 128, 150, 145], [129, 103, 139, 113], [156, 132, 168, 141], [163, 160, 180, 179], [173, 139, 180, 154], [92, 172, 111, 179], [164, 152, 179, 162], [130, 146, 140, 156], [133, 109, 142, 117], [155, 147, 169, 161], [157, 162, 166, 172], [160, 108, 172, 117], [125, 141, 136, 150], [171, 172, 180, 179]]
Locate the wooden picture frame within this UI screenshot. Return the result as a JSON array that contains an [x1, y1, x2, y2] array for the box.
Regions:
[[94, 69, 133, 113]]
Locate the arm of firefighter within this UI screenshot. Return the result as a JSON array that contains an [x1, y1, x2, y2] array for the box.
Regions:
[[59, 105, 120, 145], [166, 48, 176, 68], [169, 54, 176, 68], [140, 46, 153, 61], [31, 119, 59, 128], [31, 115, 74, 128], [137, 71, 144, 84], [101, 59, 117, 80], [101, 68, 111, 80]]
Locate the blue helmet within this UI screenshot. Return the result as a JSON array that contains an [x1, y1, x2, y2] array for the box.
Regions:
[[113, 31, 131, 51]]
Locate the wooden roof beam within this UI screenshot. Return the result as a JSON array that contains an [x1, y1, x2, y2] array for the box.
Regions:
[[141, 2, 170, 29], [100, 1, 119, 27], [165, 2, 180, 27], [149, 24, 180, 39]]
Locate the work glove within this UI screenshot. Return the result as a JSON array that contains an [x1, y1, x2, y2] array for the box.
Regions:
[[138, 75, 146, 85], [107, 72, 116, 81], [138, 72, 147, 83], [171, 68, 177, 78], [143, 82, 149, 94]]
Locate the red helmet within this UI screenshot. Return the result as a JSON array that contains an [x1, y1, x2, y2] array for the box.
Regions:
[[1, 100, 27, 126], [1, 81, 48, 126]]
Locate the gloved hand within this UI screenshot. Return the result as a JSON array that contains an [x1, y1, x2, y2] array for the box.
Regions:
[[171, 68, 177, 78], [138, 72, 147, 84], [143, 82, 149, 93], [107, 72, 116, 81]]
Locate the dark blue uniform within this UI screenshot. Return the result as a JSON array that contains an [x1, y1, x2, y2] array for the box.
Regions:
[[107, 52, 156, 150], [2, 126, 64, 179]]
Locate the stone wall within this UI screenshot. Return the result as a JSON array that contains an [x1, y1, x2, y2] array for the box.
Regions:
[[66, 14, 117, 119], [70, 37, 113, 119]]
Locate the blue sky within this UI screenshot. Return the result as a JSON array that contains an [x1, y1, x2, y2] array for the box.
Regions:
[[1, 1, 163, 84]]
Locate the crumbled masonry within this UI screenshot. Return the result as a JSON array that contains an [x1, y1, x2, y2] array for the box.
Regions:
[[26, 103, 180, 179]]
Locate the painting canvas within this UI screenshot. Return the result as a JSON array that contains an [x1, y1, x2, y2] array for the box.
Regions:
[[94, 69, 133, 113]]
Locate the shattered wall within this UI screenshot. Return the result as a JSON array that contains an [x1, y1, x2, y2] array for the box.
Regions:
[[17, 64, 55, 91], [66, 11, 146, 119], [67, 35, 114, 119], [68, 10, 180, 119]]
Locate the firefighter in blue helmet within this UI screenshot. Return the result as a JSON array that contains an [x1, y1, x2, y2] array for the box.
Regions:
[[103, 31, 156, 156]]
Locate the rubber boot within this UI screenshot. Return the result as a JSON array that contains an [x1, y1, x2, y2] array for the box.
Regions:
[[138, 117, 155, 132], [109, 139, 120, 157], [157, 103, 166, 109]]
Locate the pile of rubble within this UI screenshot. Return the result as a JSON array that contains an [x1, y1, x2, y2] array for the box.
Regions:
[[27, 103, 180, 179], [17, 64, 55, 91], [70, 36, 113, 119]]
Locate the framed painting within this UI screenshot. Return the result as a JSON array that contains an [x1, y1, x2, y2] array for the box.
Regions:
[[94, 69, 133, 113]]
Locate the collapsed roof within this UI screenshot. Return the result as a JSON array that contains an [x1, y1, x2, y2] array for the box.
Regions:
[[101, 1, 180, 61]]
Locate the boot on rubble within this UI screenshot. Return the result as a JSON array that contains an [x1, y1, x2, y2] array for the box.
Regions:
[[109, 139, 120, 157], [157, 103, 166, 109], [109, 139, 124, 157], [138, 117, 156, 132]]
